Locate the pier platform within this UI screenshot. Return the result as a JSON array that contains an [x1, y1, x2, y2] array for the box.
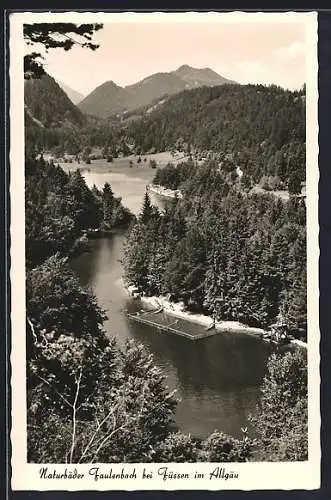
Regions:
[[127, 310, 235, 340]]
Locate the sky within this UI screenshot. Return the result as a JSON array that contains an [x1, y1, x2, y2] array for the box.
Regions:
[[25, 17, 307, 97]]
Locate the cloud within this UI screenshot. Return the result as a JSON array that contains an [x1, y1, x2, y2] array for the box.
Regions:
[[232, 53, 304, 90], [233, 60, 273, 85], [273, 41, 305, 62]]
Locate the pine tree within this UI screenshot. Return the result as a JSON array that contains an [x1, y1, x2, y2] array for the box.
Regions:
[[140, 191, 153, 224], [123, 222, 151, 291], [281, 270, 307, 339], [102, 182, 114, 228]]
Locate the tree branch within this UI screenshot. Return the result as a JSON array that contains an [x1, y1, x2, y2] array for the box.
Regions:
[[62, 33, 83, 47], [78, 401, 120, 463], [69, 368, 82, 463], [89, 387, 178, 463], [27, 317, 38, 344], [36, 374, 72, 409], [90, 420, 130, 463]]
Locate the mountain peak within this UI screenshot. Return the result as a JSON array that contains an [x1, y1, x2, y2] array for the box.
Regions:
[[173, 64, 229, 82], [176, 64, 193, 71], [174, 64, 198, 76], [79, 65, 235, 119], [173, 64, 234, 89], [175, 64, 216, 74], [101, 80, 122, 90]]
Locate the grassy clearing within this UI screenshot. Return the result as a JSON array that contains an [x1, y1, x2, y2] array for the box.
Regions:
[[58, 151, 190, 179]]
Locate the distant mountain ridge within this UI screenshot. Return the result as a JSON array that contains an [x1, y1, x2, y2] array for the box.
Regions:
[[78, 65, 235, 118], [56, 80, 85, 105]]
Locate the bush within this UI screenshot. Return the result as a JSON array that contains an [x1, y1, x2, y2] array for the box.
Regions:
[[153, 432, 200, 462], [249, 349, 308, 461], [201, 431, 254, 462]]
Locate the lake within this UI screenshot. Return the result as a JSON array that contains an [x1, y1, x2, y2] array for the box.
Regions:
[[60, 152, 184, 213], [69, 163, 276, 439]]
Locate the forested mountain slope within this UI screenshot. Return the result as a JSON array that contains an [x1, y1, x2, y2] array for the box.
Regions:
[[125, 83, 306, 186], [24, 73, 120, 156], [25, 73, 86, 127]]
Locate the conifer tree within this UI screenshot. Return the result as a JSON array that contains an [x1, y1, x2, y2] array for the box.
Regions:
[[102, 182, 115, 228], [140, 191, 153, 224]]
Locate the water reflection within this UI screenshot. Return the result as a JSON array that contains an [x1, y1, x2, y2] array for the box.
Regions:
[[79, 169, 165, 216]]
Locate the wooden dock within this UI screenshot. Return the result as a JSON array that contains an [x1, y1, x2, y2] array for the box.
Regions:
[[126, 309, 302, 346], [126, 311, 220, 340]]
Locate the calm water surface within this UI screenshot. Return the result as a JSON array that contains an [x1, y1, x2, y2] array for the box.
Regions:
[[70, 169, 275, 438]]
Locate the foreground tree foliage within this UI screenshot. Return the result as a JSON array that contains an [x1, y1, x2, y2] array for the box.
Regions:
[[152, 430, 254, 463], [26, 254, 175, 462], [26, 254, 106, 339], [201, 431, 255, 462], [249, 349, 308, 461], [28, 333, 178, 463], [24, 23, 103, 79]]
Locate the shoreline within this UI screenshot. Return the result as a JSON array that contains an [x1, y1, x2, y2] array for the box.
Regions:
[[148, 184, 183, 199], [125, 284, 307, 347], [126, 285, 265, 337]]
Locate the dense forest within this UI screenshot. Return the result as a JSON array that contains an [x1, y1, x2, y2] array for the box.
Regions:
[[125, 84, 306, 189], [124, 160, 307, 341], [25, 113, 117, 158], [25, 155, 133, 267], [25, 74, 86, 128]]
